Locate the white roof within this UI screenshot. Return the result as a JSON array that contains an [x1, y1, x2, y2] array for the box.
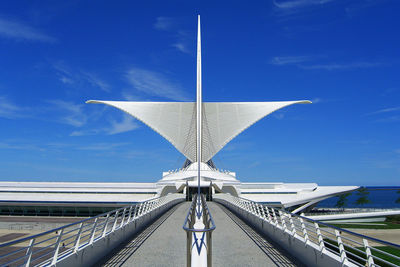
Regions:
[[87, 100, 311, 162]]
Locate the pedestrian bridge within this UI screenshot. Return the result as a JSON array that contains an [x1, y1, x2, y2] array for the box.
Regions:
[[0, 194, 399, 267]]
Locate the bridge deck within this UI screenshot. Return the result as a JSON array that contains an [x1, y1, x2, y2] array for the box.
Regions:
[[97, 202, 298, 267]]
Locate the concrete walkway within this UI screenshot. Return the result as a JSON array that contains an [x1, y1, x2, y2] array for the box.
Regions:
[[208, 202, 298, 267], [97, 202, 299, 267]]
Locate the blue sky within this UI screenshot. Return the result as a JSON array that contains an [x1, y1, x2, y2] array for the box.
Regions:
[[0, 0, 399, 186]]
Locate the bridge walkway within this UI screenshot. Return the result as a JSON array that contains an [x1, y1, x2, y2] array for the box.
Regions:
[[96, 202, 299, 267]]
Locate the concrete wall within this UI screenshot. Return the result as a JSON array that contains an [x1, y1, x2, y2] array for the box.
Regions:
[[214, 198, 357, 267], [57, 198, 184, 267]]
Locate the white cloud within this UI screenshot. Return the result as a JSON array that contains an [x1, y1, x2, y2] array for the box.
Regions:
[[311, 97, 322, 103], [46, 100, 87, 127], [171, 42, 190, 54], [53, 62, 110, 92], [106, 114, 139, 135], [0, 17, 55, 42], [270, 56, 312, 65], [270, 56, 380, 71], [154, 17, 175, 31], [78, 142, 130, 151], [299, 62, 380, 70], [367, 107, 400, 116], [81, 72, 110, 92], [125, 68, 190, 101], [0, 96, 24, 119], [273, 0, 334, 9], [154, 17, 191, 54]]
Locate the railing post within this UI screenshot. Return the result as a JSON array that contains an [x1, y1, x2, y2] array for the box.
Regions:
[[314, 222, 325, 254], [363, 238, 374, 267], [102, 214, 110, 237], [24, 238, 35, 267], [265, 207, 272, 223], [127, 206, 133, 222], [112, 210, 120, 232], [288, 214, 296, 237], [120, 208, 127, 228], [279, 210, 287, 232], [74, 223, 84, 253], [335, 229, 348, 265], [89, 218, 99, 245], [51, 228, 64, 265], [299, 217, 309, 246], [271, 208, 278, 226]]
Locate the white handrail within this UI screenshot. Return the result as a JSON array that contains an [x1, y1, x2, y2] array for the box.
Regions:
[[0, 193, 184, 267], [214, 193, 400, 267]]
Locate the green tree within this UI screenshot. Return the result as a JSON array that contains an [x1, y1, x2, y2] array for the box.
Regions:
[[335, 192, 351, 210], [355, 187, 371, 206], [396, 190, 400, 204]]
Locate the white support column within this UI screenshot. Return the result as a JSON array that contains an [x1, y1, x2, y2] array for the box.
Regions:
[[89, 218, 98, 245], [74, 223, 84, 253], [335, 229, 348, 265], [25, 238, 35, 267], [314, 222, 325, 254], [363, 239, 374, 267], [51, 228, 64, 265]]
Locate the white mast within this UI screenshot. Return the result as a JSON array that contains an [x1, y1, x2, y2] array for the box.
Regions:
[[196, 15, 202, 196]]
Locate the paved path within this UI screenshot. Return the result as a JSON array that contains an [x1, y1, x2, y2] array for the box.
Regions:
[[97, 202, 189, 267], [208, 202, 298, 267], [97, 202, 299, 267]]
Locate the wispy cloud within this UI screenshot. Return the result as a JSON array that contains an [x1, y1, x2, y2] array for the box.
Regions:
[[311, 97, 322, 103], [0, 17, 55, 42], [107, 114, 139, 135], [78, 142, 130, 151], [171, 42, 190, 54], [125, 68, 190, 101], [46, 100, 87, 127], [53, 62, 110, 92], [154, 17, 175, 31], [270, 56, 381, 71], [0, 96, 24, 119], [273, 0, 335, 10], [71, 114, 139, 136], [299, 62, 381, 70], [270, 56, 313, 65], [154, 17, 191, 54], [367, 107, 400, 116]]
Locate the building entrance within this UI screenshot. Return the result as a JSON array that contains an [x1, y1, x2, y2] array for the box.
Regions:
[[186, 186, 212, 201]]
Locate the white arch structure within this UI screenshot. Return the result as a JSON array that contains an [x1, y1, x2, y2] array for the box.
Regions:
[[87, 16, 311, 163]]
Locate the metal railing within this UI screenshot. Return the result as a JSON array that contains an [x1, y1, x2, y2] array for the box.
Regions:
[[183, 194, 216, 267], [215, 193, 400, 267], [0, 194, 184, 267]]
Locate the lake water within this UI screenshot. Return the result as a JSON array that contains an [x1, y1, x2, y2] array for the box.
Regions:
[[317, 187, 400, 209]]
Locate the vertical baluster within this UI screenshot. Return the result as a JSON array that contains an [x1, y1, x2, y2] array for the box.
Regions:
[[120, 208, 127, 228], [335, 229, 348, 265], [112, 210, 120, 232], [314, 222, 325, 253], [265, 207, 271, 223], [279, 210, 287, 231], [24, 238, 35, 267], [74, 223, 84, 253], [271, 208, 278, 225], [89, 218, 98, 245], [289, 214, 296, 237], [299, 217, 309, 246], [127, 206, 133, 222], [102, 214, 110, 237], [363, 239, 374, 267], [260, 204, 266, 219], [51, 228, 64, 265]]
